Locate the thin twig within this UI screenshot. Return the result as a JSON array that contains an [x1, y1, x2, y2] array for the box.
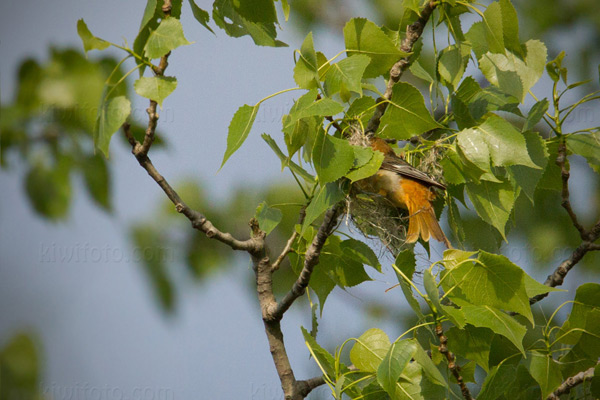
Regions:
[[122, 123, 260, 253], [273, 205, 342, 320], [546, 363, 597, 400], [140, 0, 173, 156], [365, 0, 437, 136], [272, 207, 307, 272], [556, 141, 586, 239], [435, 324, 472, 400], [529, 143, 600, 306]]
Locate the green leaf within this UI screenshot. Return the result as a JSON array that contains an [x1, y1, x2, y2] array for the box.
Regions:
[[132, 225, 175, 311], [477, 362, 518, 400], [25, 159, 72, 220], [322, 236, 372, 288], [377, 339, 417, 395], [378, 82, 442, 139], [413, 342, 446, 387], [424, 269, 466, 327], [312, 133, 355, 184], [482, 2, 505, 54], [301, 326, 336, 377], [297, 98, 344, 119], [323, 55, 370, 97], [350, 328, 391, 372], [262, 133, 315, 183], [445, 251, 535, 323], [457, 127, 492, 172], [221, 104, 259, 168], [346, 147, 384, 182], [346, 96, 376, 124], [466, 21, 488, 61], [546, 51, 567, 83], [212, 0, 287, 47], [394, 250, 424, 319], [523, 351, 563, 399], [566, 132, 600, 174], [302, 182, 344, 233], [465, 178, 515, 238], [144, 17, 192, 59], [558, 283, 600, 376], [478, 115, 539, 168], [343, 18, 407, 78], [340, 238, 381, 272], [82, 154, 111, 211], [499, 0, 522, 56], [508, 131, 549, 204], [280, 0, 290, 21], [410, 60, 435, 83], [592, 364, 600, 398], [523, 98, 549, 132], [188, 0, 215, 33], [134, 76, 177, 107], [479, 40, 547, 102], [443, 249, 478, 269], [522, 272, 562, 298], [139, 0, 159, 31], [77, 19, 110, 55], [438, 44, 470, 89], [255, 202, 283, 235], [461, 305, 526, 354], [446, 326, 494, 372], [0, 334, 40, 395], [233, 0, 277, 24], [95, 96, 131, 158], [293, 32, 319, 89]]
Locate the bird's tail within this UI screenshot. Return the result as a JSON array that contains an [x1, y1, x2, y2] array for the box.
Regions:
[[402, 184, 452, 248]]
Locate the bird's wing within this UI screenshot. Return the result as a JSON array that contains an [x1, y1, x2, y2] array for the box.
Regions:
[[380, 156, 446, 190]]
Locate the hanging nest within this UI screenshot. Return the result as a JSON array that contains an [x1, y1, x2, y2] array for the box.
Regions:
[[344, 124, 447, 257]]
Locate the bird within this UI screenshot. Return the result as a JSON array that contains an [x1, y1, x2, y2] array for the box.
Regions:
[[360, 137, 451, 248]]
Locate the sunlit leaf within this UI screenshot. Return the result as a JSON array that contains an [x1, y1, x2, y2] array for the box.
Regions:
[[77, 19, 110, 55], [221, 104, 259, 168], [144, 17, 192, 59], [95, 96, 131, 158], [378, 82, 442, 139], [134, 76, 178, 107]]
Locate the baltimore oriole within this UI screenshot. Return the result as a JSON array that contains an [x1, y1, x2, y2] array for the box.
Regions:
[[361, 137, 451, 248]]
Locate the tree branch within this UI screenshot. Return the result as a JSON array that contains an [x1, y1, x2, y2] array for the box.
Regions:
[[366, 0, 437, 136], [140, 0, 172, 156], [272, 204, 342, 320], [272, 207, 307, 272], [546, 363, 597, 400], [529, 144, 600, 306], [122, 123, 260, 254], [297, 376, 327, 397], [435, 324, 472, 400], [556, 141, 586, 239]]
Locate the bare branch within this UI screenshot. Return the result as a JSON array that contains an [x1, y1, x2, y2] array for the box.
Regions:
[[273, 204, 342, 320], [272, 207, 307, 272], [529, 145, 600, 306], [546, 363, 597, 400], [122, 123, 260, 254], [436, 324, 473, 400], [297, 376, 327, 397], [366, 0, 437, 136]]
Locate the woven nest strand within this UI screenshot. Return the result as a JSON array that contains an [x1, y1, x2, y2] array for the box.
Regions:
[[345, 124, 446, 257]]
